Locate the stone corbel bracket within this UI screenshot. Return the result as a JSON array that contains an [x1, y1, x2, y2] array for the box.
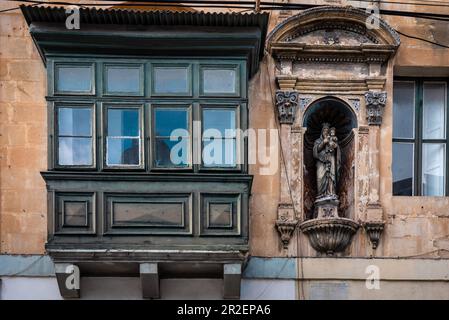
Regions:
[[276, 90, 299, 124], [364, 221, 385, 249], [365, 91, 387, 125], [275, 218, 299, 249], [275, 203, 298, 249]]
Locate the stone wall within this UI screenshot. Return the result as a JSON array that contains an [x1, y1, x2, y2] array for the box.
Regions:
[[0, 7, 47, 254]]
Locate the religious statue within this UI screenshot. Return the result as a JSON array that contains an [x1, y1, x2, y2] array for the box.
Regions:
[[313, 123, 341, 201]]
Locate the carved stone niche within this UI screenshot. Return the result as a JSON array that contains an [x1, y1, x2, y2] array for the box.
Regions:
[[299, 97, 360, 255], [267, 6, 400, 255]]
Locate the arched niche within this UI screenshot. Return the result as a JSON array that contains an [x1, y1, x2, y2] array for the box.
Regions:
[[302, 97, 358, 220]]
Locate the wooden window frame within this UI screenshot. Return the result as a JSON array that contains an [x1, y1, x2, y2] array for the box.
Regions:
[[393, 77, 449, 196], [47, 57, 248, 173], [103, 103, 145, 170], [53, 102, 96, 170]]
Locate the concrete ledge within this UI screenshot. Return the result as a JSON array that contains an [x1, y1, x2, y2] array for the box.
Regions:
[[2, 255, 449, 282], [300, 258, 449, 281], [244, 257, 296, 279], [0, 255, 54, 277]]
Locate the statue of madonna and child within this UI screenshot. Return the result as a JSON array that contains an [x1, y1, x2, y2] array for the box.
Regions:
[[313, 123, 341, 218]]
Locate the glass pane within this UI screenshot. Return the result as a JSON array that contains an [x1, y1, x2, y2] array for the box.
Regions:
[[154, 109, 188, 137], [107, 108, 140, 137], [392, 142, 414, 196], [422, 143, 445, 196], [202, 69, 236, 94], [153, 67, 189, 94], [203, 109, 236, 137], [203, 138, 236, 167], [106, 66, 140, 93], [107, 138, 140, 165], [154, 137, 189, 167], [56, 66, 92, 92], [58, 107, 91, 137], [393, 82, 415, 139], [423, 82, 446, 139], [58, 137, 92, 166]]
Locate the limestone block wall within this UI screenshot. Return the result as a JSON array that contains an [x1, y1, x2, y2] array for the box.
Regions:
[[0, 7, 47, 254]]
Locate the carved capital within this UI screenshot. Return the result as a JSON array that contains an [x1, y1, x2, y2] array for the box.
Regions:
[[364, 221, 385, 249], [364, 91, 387, 126], [276, 90, 299, 124], [275, 218, 298, 249]]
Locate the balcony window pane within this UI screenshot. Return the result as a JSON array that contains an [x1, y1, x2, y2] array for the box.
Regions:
[[153, 108, 189, 167], [108, 108, 140, 137], [202, 108, 237, 167], [107, 138, 140, 165], [153, 67, 189, 94], [105, 66, 141, 94], [59, 137, 92, 166], [106, 108, 141, 166], [423, 82, 446, 139], [58, 107, 91, 137], [203, 109, 236, 136], [203, 138, 236, 167], [393, 81, 415, 139], [392, 142, 414, 196], [57, 106, 93, 166], [155, 138, 189, 167], [56, 65, 92, 92], [154, 109, 188, 136], [202, 69, 236, 94], [422, 143, 446, 196]]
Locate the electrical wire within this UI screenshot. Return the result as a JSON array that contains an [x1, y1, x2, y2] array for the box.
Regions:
[[0, 6, 20, 13], [49, 0, 449, 7], [27, 0, 449, 22], [397, 30, 449, 48], [351, 0, 449, 8], [1, 0, 256, 10]]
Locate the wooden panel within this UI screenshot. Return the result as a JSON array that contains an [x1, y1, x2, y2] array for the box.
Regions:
[[200, 194, 240, 236], [63, 201, 88, 227], [112, 202, 184, 227], [55, 193, 95, 235], [208, 203, 232, 228], [104, 193, 192, 235], [43, 174, 251, 248]]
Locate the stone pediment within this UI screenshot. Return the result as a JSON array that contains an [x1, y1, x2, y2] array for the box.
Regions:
[[286, 22, 376, 46], [267, 6, 400, 63]]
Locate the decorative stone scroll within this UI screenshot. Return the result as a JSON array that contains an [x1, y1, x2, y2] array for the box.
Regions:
[[299, 97, 312, 110], [348, 98, 360, 112], [365, 91, 387, 125], [276, 90, 299, 124]]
